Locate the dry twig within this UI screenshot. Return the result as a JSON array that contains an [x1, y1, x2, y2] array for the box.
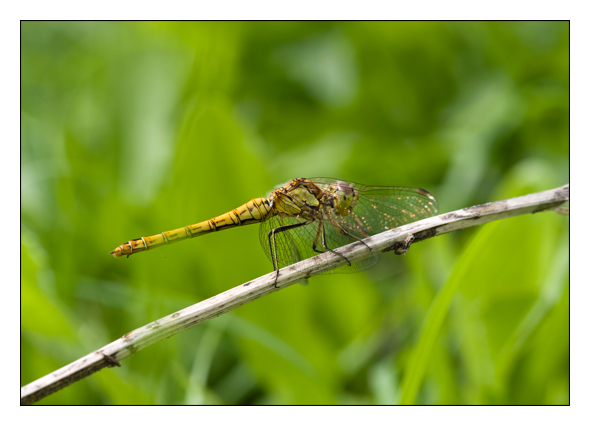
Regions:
[[21, 184, 569, 404]]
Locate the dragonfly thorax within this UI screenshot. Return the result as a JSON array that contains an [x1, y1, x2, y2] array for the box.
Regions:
[[270, 178, 324, 220]]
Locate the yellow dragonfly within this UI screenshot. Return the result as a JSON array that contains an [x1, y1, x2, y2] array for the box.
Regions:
[[110, 178, 438, 282]]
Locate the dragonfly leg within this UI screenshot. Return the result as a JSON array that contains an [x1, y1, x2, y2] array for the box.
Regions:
[[393, 234, 415, 255], [353, 216, 372, 239], [268, 220, 311, 288], [312, 221, 352, 266]]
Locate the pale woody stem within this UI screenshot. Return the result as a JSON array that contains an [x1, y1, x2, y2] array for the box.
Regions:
[[21, 184, 569, 405]]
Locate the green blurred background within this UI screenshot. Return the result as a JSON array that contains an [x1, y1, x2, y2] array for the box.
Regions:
[[21, 21, 569, 405]]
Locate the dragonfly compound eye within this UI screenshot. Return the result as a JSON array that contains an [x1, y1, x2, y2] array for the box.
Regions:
[[330, 181, 358, 216]]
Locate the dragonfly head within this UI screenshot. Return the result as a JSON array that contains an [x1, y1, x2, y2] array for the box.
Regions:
[[329, 180, 358, 217]]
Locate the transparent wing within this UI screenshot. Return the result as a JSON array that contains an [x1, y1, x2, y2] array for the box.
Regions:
[[258, 178, 438, 277], [310, 178, 438, 239], [259, 215, 378, 275], [319, 219, 379, 274]]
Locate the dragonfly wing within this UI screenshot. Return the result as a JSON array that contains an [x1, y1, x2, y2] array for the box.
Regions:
[[259, 215, 316, 269], [259, 215, 316, 284], [258, 179, 438, 279], [349, 185, 438, 236], [311, 180, 438, 238], [259, 215, 378, 276], [320, 223, 379, 274]]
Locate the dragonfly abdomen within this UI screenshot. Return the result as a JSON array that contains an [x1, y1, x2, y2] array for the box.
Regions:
[[110, 197, 272, 258]]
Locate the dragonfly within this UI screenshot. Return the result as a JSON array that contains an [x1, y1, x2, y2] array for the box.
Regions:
[[110, 178, 438, 284]]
